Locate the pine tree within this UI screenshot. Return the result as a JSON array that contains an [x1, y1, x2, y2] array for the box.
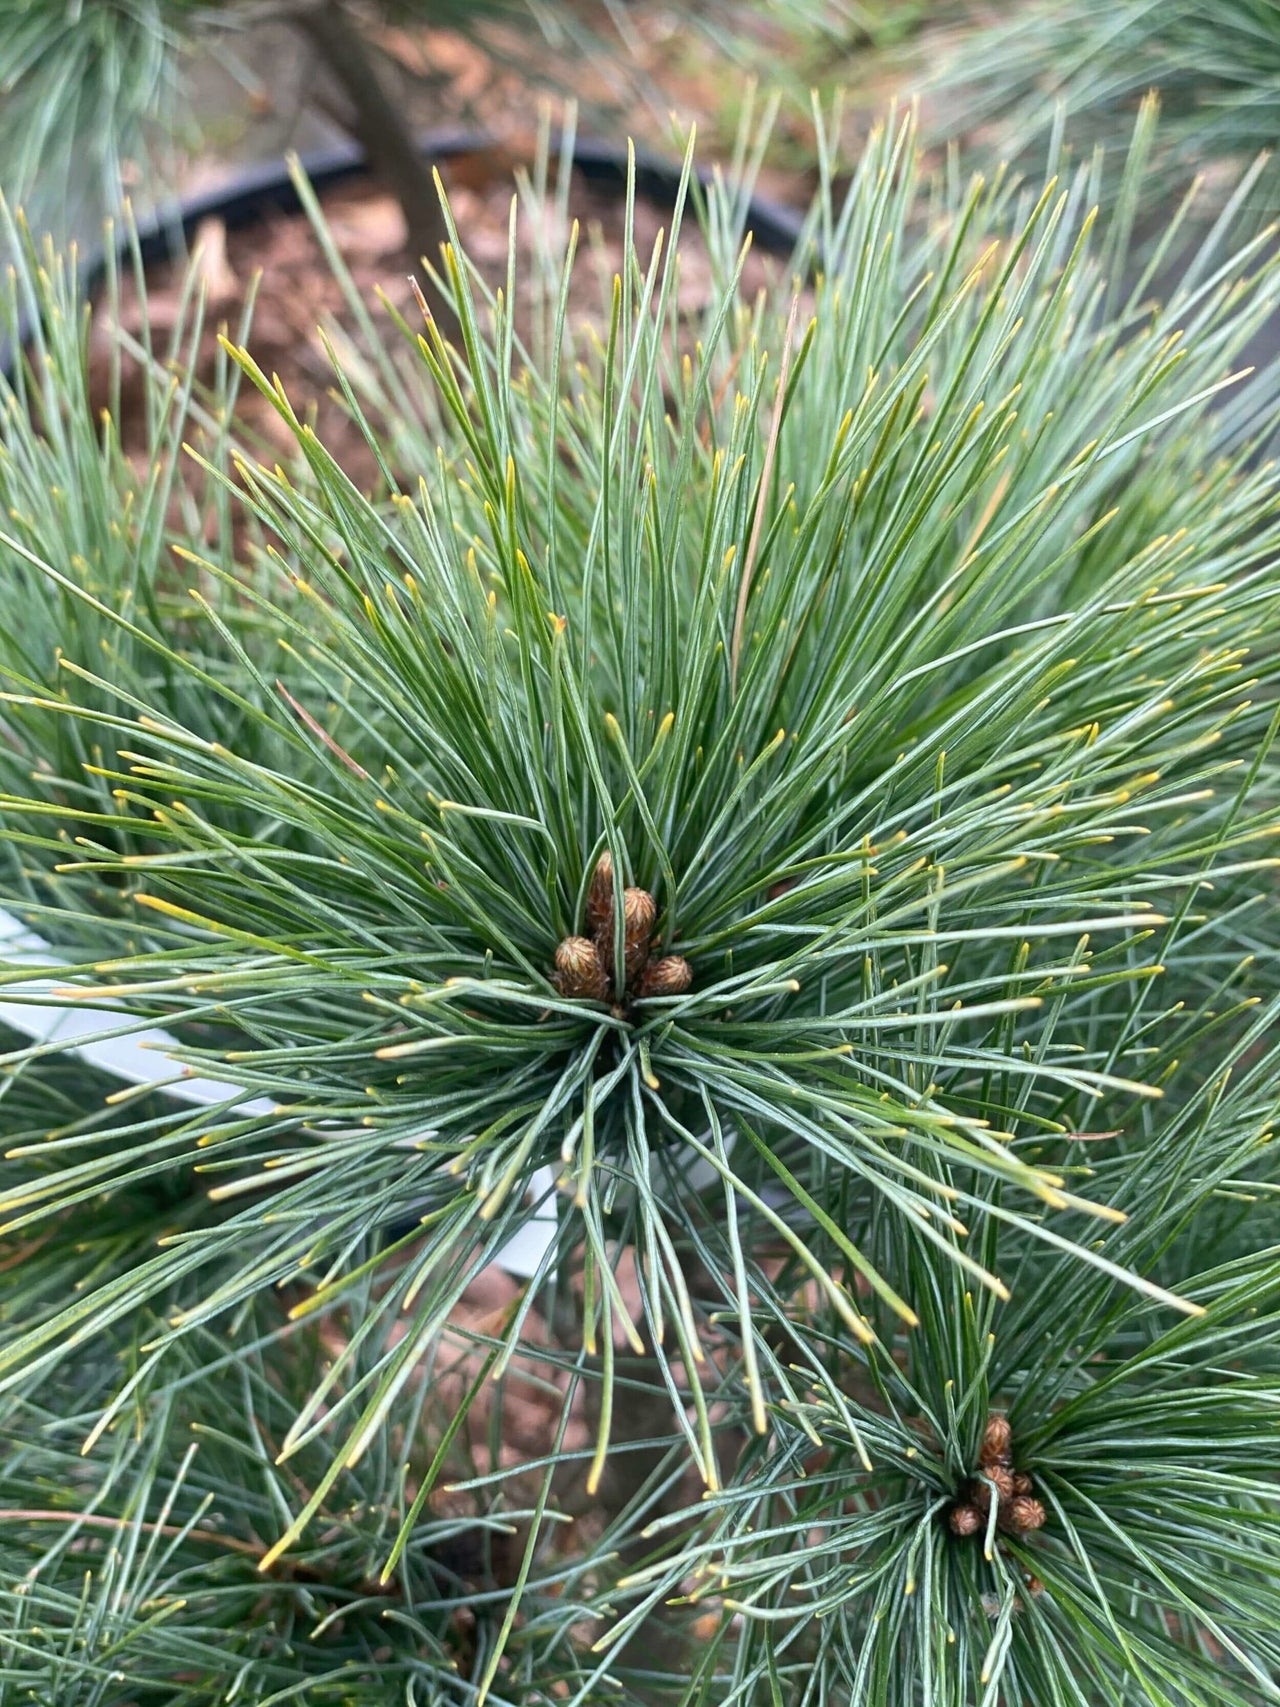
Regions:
[[2, 111, 1280, 1704]]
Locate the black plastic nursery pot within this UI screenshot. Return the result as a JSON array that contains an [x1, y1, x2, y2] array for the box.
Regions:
[[1, 127, 806, 376], [140, 128, 807, 261]]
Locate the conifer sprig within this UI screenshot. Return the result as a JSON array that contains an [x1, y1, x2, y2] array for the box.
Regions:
[[2, 113, 1280, 1701], [602, 989, 1280, 1705], [4, 110, 1280, 1439]]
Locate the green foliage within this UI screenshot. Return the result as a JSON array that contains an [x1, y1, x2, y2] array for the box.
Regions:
[[2, 113, 1280, 1702], [819, 0, 934, 49], [612, 993, 1280, 1705], [0, 0, 203, 237], [0, 211, 305, 958], [927, 0, 1280, 211], [0, 1265, 602, 1703]]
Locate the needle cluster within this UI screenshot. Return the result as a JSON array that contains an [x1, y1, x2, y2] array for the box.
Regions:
[[2, 111, 1280, 1706]]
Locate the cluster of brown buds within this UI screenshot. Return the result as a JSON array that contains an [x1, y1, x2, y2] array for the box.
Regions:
[[949, 1415, 1046, 1541], [552, 852, 692, 1006]]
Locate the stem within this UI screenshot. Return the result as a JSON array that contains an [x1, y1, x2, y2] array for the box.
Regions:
[[3, 1507, 398, 1596], [292, 1, 456, 330], [1, 1507, 266, 1559]]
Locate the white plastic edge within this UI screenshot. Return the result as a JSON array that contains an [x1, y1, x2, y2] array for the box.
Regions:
[[0, 905, 557, 1278]]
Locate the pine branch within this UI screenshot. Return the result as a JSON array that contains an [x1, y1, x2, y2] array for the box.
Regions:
[[923, 0, 1280, 217], [3, 108, 1280, 1704]]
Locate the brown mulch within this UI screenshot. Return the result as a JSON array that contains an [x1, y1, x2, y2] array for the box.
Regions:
[[92, 151, 788, 492]]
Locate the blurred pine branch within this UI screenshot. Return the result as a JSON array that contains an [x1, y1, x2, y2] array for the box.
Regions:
[[921, 0, 1280, 217]]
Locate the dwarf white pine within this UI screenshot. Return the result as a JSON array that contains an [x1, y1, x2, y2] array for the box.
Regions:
[[1, 114, 1279, 1704]]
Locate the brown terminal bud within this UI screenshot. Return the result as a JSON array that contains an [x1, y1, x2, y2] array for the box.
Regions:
[[1007, 1496, 1046, 1534], [949, 1503, 983, 1537], [586, 852, 614, 934], [553, 936, 608, 1001], [980, 1415, 1013, 1468], [983, 1465, 1014, 1506], [622, 887, 657, 945], [1012, 1472, 1034, 1497], [621, 887, 658, 980], [639, 955, 693, 998]]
